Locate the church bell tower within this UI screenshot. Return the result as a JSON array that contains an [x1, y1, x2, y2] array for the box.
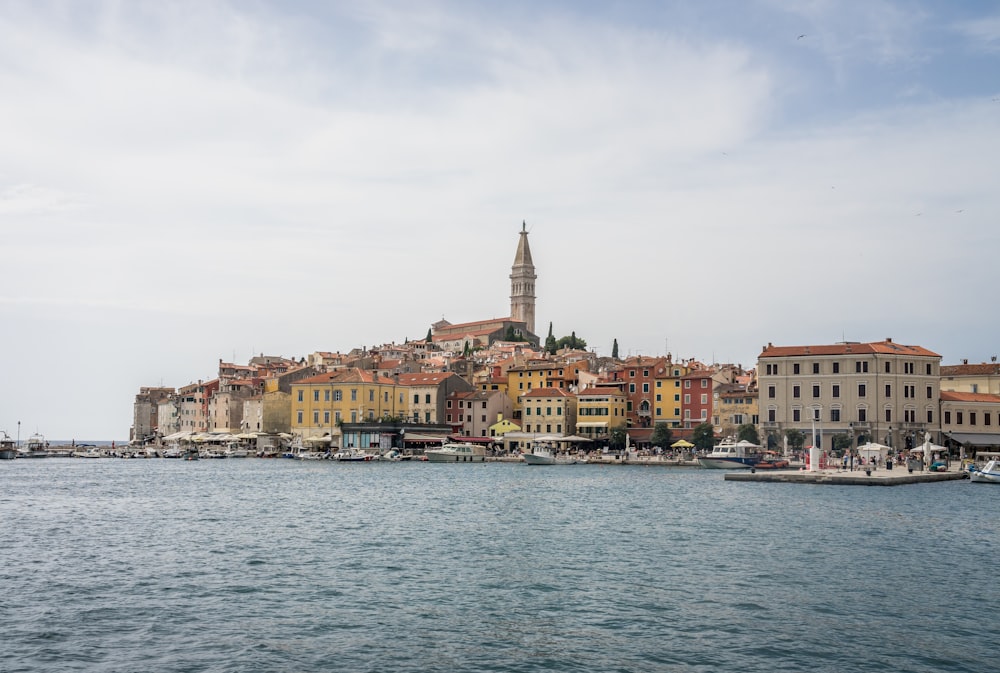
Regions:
[[510, 221, 537, 335]]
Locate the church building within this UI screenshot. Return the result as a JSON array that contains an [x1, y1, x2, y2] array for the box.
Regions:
[[429, 222, 540, 350]]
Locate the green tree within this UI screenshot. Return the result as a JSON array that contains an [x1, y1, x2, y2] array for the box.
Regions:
[[545, 322, 557, 354], [425, 328, 432, 342], [691, 422, 716, 451], [832, 433, 853, 453], [609, 426, 628, 450], [650, 422, 673, 448], [555, 333, 587, 350], [463, 340, 471, 356], [611, 338, 619, 359], [737, 423, 760, 445], [785, 428, 807, 452]]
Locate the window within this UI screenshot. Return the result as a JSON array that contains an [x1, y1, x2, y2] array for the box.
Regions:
[[885, 361, 891, 374], [812, 363, 820, 374], [856, 361, 869, 373], [832, 384, 840, 398], [926, 363, 932, 375], [525, 407, 531, 416], [944, 411, 951, 424], [793, 409, 801, 422], [643, 383, 649, 393], [957, 411, 964, 425], [794, 363, 801, 374], [858, 408, 867, 422], [297, 390, 303, 402], [768, 386, 776, 399], [701, 379, 708, 388], [885, 409, 892, 423], [643, 369, 649, 377], [812, 385, 820, 398], [701, 394, 708, 404], [684, 394, 691, 404], [768, 409, 776, 422], [833, 362, 840, 374], [313, 411, 319, 424], [885, 384, 891, 397], [831, 408, 841, 422], [296, 410, 303, 423], [793, 385, 801, 398], [986, 413, 992, 427], [971, 412, 978, 426], [656, 394, 662, 402], [324, 411, 330, 424], [425, 394, 431, 404], [674, 394, 680, 402], [324, 390, 330, 402], [369, 390, 374, 402], [334, 390, 342, 402], [926, 409, 933, 423], [414, 394, 419, 404], [685, 380, 691, 389], [858, 384, 866, 398], [351, 389, 357, 402], [629, 384, 636, 393]]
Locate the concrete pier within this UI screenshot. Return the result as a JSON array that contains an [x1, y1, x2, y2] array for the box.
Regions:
[[725, 467, 968, 486]]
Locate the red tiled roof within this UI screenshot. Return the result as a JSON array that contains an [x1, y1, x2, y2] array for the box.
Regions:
[[396, 372, 456, 386], [940, 391, 1000, 403], [941, 363, 1000, 376], [760, 340, 940, 358], [521, 387, 572, 398]]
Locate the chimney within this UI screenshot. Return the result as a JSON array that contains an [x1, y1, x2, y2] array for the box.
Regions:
[[886, 337, 892, 343]]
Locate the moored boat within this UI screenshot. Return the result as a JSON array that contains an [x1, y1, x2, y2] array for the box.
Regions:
[[0, 431, 16, 460], [698, 438, 759, 469], [969, 459, 1000, 484], [522, 445, 585, 465], [19, 433, 49, 458], [424, 442, 486, 463]]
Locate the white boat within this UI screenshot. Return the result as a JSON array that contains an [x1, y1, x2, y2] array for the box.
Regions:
[[333, 448, 375, 461], [424, 442, 486, 463], [698, 438, 760, 469], [969, 459, 1000, 484], [522, 446, 585, 465], [18, 433, 49, 458]]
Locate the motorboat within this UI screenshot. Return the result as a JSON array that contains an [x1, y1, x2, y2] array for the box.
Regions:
[[424, 442, 486, 463], [333, 448, 375, 461], [752, 451, 790, 470], [0, 432, 16, 460], [969, 459, 1000, 484], [19, 433, 49, 458], [522, 445, 585, 465], [697, 438, 759, 469]]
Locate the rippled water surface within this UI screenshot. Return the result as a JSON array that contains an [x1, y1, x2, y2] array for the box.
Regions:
[[1, 459, 995, 672]]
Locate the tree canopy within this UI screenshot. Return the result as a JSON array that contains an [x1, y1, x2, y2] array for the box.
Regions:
[[611, 338, 619, 359], [691, 422, 716, 450], [650, 422, 673, 448], [737, 423, 760, 445], [555, 331, 587, 350]]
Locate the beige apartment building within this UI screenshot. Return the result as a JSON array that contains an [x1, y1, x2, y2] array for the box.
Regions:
[[757, 339, 941, 451]]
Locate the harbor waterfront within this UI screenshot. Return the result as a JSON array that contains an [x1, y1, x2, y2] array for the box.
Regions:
[[2, 459, 994, 673]]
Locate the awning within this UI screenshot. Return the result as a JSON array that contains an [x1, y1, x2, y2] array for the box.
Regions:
[[945, 432, 1000, 447], [402, 433, 450, 443], [575, 422, 608, 427], [449, 435, 494, 444]]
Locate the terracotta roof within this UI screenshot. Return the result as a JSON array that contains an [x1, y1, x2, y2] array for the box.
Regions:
[[759, 340, 940, 359], [940, 391, 1000, 403], [396, 372, 455, 386], [941, 363, 1000, 376], [521, 387, 572, 398], [577, 387, 623, 397]]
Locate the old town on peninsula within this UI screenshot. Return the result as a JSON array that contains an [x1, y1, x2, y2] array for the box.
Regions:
[[119, 225, 1000, 464]]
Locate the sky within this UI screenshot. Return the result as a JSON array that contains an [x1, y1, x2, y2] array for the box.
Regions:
[[2, 0, 999, 441]]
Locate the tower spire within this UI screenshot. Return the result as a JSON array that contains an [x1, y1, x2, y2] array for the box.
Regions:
[[510, 222, 537, 335]]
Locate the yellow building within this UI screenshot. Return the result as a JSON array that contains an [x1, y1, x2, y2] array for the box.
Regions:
[[575, 387, 626, 442], [519, 387, 577, 435], [653, 362, 691, 428], [290, 368, 407, 439]]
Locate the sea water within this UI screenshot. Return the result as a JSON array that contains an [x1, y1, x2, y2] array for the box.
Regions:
[[1, 459, 994, 672]]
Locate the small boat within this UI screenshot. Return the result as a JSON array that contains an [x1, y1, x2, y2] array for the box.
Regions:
[[698, 438, 759, 469], [333, 448, 374, 461], [752, 451, 790, 470], [522, 445, 585, 465], [424, 442, 486, 463], [969, 459, 1000, 484], [19, 433, 49, 458], [0, 432, 16, 460]]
